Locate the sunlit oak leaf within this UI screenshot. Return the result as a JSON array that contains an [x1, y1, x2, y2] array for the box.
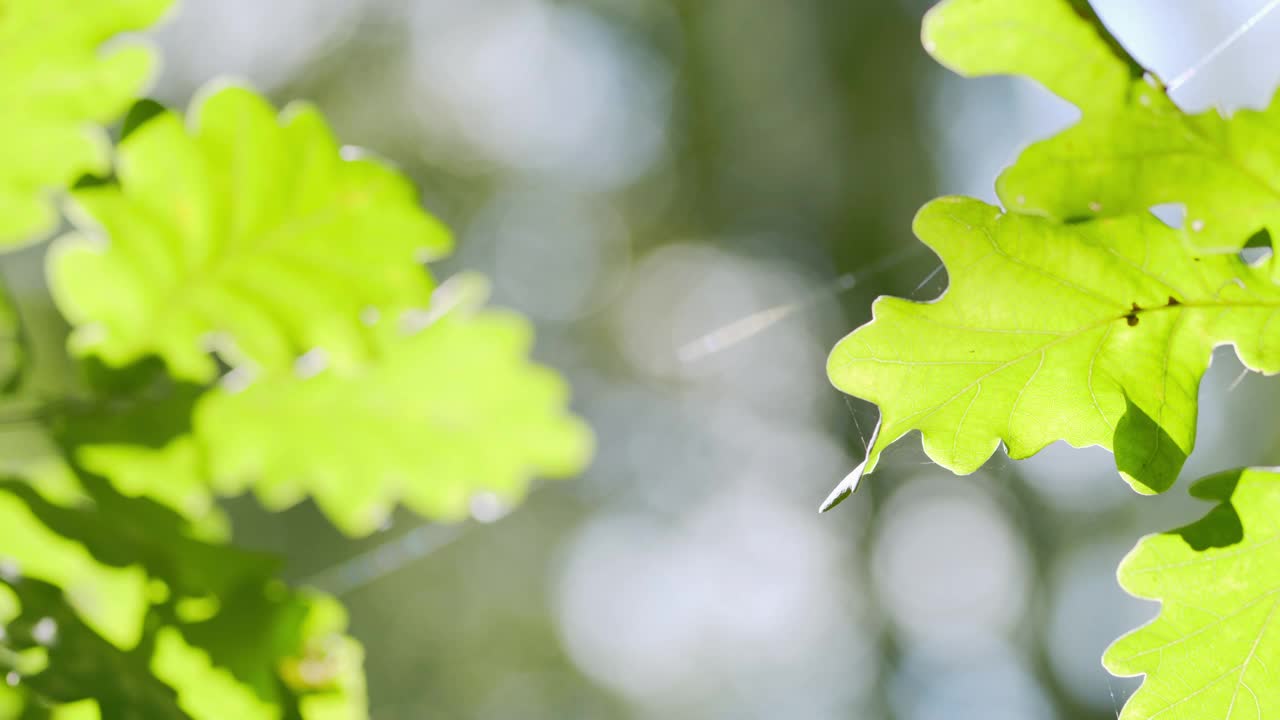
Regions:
[[0, 489, 147, 650], [51, 373, 225, 534], [194, 276, 594, 536], [925, 0, 1280, 255], [0, 0, 172, 246], [157, 591, 366, 720], [49, 83, 451, 381], [0, 576, 190, 719], [823, 197, 1280, 508], [1105, 468, 1280, 718], [75, 437, 222, 533], [0, 476, 369, 719], [278, 595, 367, 720]]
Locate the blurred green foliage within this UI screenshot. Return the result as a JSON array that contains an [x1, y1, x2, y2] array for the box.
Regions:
[[0, 1, 589, 717], [7, 0, 1280, 717], [0, 0, 172, 247], [53, 85, 451, 380]]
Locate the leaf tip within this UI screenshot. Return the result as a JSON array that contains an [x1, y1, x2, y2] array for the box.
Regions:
[[920, 0, 965, 60], [819, 459, 867, 513]]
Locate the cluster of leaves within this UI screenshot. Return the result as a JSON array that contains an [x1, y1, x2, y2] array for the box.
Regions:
[[827, 0, 1280, 716], [0, 1, 590, 718]]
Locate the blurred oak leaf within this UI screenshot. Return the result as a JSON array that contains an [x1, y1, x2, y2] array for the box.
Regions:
[[0, 477, 367, 719], [0, 0, 172, 246], [195, 275, 594, 535], [49, 83, 451, 381]]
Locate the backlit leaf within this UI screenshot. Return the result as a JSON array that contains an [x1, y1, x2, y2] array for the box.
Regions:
[[0, 0, 172, 246], [195, 276, 594, 535], [925, 0, 1280, 255], [1105, 467, 1280, 718], [0, 475, 366, 719], [49, 83, 451, 381], [824, 197, 1280, 507]]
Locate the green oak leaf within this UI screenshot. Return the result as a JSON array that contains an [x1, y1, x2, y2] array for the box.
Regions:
[[925, 0, 1280, 255], [49, 83, 452, 381], [286, 596, 366, 720], [823, 197, 1280, 508], [0, 0, 172, 247], [194, 276, 594, 536], [0, 477, 274, 603], [1, 576, 191, 720], [155, 591, 366, 720], [0, 475, 367, 719], [0, 486, 148, 652], [1105, 467, 1280, 718], [49, 371, 224, 532]]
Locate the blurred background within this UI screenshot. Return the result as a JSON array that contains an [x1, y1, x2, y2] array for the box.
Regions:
[[111, 1, 1280, 717]]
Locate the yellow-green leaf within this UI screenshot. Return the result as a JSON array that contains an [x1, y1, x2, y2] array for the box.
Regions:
[[0, 0, 172, 246], [1105, 468, 1280, 718], [824, 198, 1280, 508], [925, 0, 1280, 255], [195, 277, 594, 535], [49, 83, 451, 381]]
